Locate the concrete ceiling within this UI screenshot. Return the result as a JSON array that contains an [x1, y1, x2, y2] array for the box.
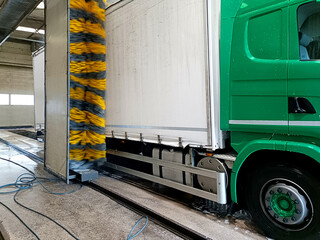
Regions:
[[11, 8, 44, 41], [1, 0, 44, 43]]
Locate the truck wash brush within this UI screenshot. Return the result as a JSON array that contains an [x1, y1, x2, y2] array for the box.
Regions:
[[69, 0, 106, 169]]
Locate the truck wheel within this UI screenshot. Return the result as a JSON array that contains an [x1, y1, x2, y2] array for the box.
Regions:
[[245, 164, 320, 240]]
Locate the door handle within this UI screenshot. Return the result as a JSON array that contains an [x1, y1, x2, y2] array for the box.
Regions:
[[288, 97, 316, 114]]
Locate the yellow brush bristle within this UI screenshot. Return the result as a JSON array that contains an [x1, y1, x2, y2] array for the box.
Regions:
[[69, 0, 106, 163]]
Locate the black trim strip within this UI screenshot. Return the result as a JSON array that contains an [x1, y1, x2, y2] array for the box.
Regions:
[[0, 126, 33, 129]]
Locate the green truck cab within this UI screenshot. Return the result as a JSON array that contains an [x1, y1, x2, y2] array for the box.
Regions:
[[222, 0, 320, 238]]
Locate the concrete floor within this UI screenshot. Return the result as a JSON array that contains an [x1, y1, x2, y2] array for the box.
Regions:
[[0, 130, 44, 159], [94, 175, 266, 240], [0, 139, 181, 239], [0, 130, 268, 239]]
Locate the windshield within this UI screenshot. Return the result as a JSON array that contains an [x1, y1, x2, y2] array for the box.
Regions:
[[298, 2, 320, 60]]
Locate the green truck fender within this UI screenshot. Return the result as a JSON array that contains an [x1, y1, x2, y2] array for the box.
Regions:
[[231, 139, 320, 203]]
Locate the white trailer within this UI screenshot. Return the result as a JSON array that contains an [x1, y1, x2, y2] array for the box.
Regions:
[[104, 0, 229, 204], [32, 47, 45, 131], [105, 0, 224, 150]]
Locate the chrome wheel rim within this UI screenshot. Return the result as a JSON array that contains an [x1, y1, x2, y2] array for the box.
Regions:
[[260, 179, 313, 231]]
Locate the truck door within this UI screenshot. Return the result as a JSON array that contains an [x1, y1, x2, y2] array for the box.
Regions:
[[288, 0, 320, 138], [229, 0, 289, 135]]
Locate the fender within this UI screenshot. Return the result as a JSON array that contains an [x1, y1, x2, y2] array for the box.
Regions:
[[231, 139, 320, 203]]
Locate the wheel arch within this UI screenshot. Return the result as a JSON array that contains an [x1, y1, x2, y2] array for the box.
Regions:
[[231, 139, 320, 204]]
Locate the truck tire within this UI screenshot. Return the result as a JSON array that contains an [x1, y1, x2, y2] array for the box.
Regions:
[[245, 164, 320, 240]]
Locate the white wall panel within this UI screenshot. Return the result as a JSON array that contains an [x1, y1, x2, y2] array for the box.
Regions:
[[0, 106, 34, 127], [0, 41, 32, 67], [0, 65, 33, 94], [33, 48, 45, 130]]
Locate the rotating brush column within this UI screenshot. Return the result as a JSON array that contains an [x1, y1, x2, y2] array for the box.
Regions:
[[69, 0, 106, 169]]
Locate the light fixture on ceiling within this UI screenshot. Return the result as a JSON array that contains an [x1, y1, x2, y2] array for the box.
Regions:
[[16, 26, 45, 35], [37, 1, 44, 9]]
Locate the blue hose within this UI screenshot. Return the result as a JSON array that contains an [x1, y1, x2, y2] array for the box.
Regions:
[[127, 216, 149, 240], [0, 158, 82, 240], [0, 172, 82, 195]]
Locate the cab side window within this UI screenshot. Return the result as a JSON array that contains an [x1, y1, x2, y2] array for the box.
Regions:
[[298, 3, 320, 60]]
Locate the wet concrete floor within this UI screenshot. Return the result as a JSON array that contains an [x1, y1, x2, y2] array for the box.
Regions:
[[0, 130, 268, 239], [0, 133, 181, 240]]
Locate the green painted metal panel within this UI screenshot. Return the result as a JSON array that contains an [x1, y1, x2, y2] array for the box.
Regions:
[[231, 96, 288, 120], [220, 18, 234, 130], [221, 0, 243, 19], [230, 135, 320, 202], [238, 0, 289, 15], [288, 1, 320, 138], [220, 0, 243, 130], [228, 1, 289, 134], [289, 0, 313, 5], [230, 131, 273, 153]]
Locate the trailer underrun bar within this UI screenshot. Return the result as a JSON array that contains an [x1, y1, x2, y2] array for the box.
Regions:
[[105, 149, 227, 204]]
